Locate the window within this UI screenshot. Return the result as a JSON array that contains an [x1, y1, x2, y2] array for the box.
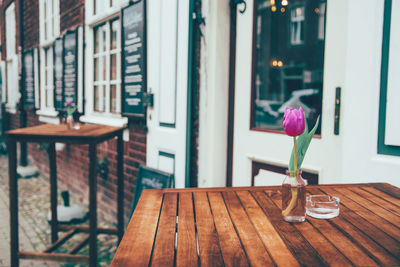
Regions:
[[5, 3, 18, 113], [82, 1, 127, 127], [40, 0, 59, 44], [251, 0, 325, 134], [290, 6, 305, 45], [38, 0, 59, 118], [93, 19, 121, 114]]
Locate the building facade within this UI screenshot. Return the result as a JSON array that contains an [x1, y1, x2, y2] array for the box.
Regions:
[[1, 0, 400, 225]]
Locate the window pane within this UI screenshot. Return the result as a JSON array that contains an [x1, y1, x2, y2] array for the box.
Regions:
[[110, 84, 117, 113], [110, 0, 113, 8], [102, 26, 107, 52], [94, 58, 98, 81], [94, 85, 100, 111], [111, 19, 119, 50], [94, 27, 99, 54], [251, 0, 324, 134], [103, 55, 107, 80], [110, 54, 116, 80], [93, 0, 96, 15]]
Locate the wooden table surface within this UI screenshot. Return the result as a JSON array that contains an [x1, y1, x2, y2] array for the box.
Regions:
[[7, 123, 124, 143], [111, 183, 400, 267]]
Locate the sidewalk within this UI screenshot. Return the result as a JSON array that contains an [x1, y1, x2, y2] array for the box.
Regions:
[[0, 156, 117, 266]]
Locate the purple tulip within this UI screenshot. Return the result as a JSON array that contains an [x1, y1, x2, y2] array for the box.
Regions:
[[283, 107, 305, 136]]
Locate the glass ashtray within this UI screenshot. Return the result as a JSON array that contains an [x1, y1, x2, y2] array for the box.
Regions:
[[306, 195, 340, 219]]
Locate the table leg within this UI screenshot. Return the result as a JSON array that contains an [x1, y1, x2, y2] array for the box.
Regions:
[[48, 142, 58, 243], [8, 138, 18, 267], [88, 143, 97, 267], [117, 133, 124, 243]]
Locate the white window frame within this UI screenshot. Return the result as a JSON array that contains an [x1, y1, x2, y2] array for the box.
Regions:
[[81, 2, 128, 127], [290, 6, 305, 45], [38, 0, 60, 121], [5, 3, 19, 113], [318, 2, 326, 41]]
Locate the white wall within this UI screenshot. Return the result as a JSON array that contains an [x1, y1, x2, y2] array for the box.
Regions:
[[198, 0, 230, 187], [341, 0, 400, 187]]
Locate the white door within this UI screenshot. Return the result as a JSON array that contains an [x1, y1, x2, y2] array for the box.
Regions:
[[146, 0, 189, 188], [5, 2, 19, 113], [232, 0, 346, 186]]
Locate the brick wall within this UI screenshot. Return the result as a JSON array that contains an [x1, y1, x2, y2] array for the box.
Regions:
[[60, 0, 83, 33], [22, 0, 38, 50]]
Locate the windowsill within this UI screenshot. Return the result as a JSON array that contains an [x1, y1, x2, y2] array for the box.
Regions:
[[36, 109, 60, 124], [80, 113, 128, 127], [5, 104, 17, 114]]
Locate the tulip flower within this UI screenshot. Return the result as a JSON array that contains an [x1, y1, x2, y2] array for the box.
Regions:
[[283, 107, 305, 136], [282, 107, 320, 218]]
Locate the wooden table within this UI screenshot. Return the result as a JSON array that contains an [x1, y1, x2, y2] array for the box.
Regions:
[[7, 123, 125, 267], [111, 183, 400, 266]]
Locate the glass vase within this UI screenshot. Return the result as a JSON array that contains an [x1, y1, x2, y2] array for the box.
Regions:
[[282, 170, 307, 222], [66, 115, 74, 129]]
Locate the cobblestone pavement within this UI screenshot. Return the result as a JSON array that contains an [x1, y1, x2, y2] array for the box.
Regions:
[[0, 156, 117, 266]]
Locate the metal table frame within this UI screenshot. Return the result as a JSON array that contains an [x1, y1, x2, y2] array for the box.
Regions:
[[7, 124, 125, 267]]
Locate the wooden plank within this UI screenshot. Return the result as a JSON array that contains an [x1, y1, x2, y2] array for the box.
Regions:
[[222, 191, 274, 266], [351, 187, 400, 215], [372, 183, 400, 199], [252, 190, 326, 266], [309, 188, 400, 259], [193, 192, 224, 267], [361, 186, 400, 208], [321, 187, 400, 241], [151, 192, 178, 266], [176, 192, 198, 267], [19, 251, 89, 264], [338, 188, 400, 228], [267, 189, 351, 267], [308, 188, 400, 266], [43, 229, 77, 253], [111, 190, 163, 267], [208, 192, 249, 267], [236, 190, 300, 267]]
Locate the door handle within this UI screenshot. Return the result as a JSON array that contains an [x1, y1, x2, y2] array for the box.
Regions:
[[334, 87, 341, 135]]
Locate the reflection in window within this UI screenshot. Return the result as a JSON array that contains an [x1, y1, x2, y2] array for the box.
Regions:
[[290, 6, 305, 45], [252, 0, 325, 134], [317, 3, 326, 40]]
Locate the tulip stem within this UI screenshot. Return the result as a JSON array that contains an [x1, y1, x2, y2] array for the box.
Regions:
[[293, 137, 298, 175], [282, 137, 299, 217]]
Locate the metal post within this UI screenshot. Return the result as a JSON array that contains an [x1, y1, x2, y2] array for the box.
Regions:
[[8, 137, 19, 267], [48, 142, 58, 243], [117, 133, 124, 243], [88, 143, 97, 267]]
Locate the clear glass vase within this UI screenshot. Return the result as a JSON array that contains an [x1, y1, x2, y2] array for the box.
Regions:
[[282, 170, 307, 222]]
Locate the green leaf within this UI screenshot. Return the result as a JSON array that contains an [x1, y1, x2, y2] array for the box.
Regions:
[[288, 116, 320, 171]]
